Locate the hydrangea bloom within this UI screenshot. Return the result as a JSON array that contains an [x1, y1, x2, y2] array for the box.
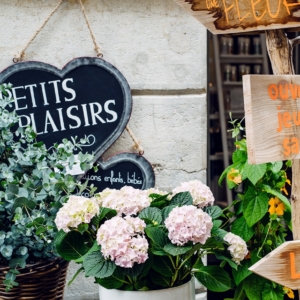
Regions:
[[97, 216, 148, 268], [224, 232, 248, 265], [164, 205, 213, 246], [172, 180, 214, 208], [96, 186, 151, 216], [55, 196, 99, 232]]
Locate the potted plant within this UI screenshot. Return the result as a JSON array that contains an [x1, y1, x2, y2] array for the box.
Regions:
[[54, 180, 249, 299], [218, 116, 294, 299], [0, 83, 95, 298]]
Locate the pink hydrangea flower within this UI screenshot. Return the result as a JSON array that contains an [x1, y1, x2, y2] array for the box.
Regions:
[[55, 196, 99, 232], [96, 186, 151, 216], [97, 216, 148, 268], [224, 232, 248, 265], [172, 180, 215, 208], [164, 205, 213, 246]]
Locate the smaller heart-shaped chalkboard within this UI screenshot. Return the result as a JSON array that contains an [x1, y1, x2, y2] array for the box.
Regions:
[[79, 153, 155, 197]]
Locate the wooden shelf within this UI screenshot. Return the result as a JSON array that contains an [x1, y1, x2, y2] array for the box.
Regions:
[[223, 81, 243, 86], [207, 33, 270, 206], [220, 54, 264, 64]]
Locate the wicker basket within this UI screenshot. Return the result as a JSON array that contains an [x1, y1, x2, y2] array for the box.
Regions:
[[0, 258, 69, 300]]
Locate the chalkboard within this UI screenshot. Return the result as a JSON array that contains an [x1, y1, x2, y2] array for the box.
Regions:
[[0, 57, 132, 160], [80, 153, 155, 196]]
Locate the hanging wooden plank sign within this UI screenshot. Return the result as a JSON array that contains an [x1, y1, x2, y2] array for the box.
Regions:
[[243, 74, 300, 164], [173, 0, 300, 34], [0, 57, 132, 160], [249, 241, 300, 289]]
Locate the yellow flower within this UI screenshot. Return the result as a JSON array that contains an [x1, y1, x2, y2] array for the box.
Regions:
[[268, 197, 285, 216], [283, 286, 294, 299], [281, 174, 291, 196], [227, 168, 242, 185]]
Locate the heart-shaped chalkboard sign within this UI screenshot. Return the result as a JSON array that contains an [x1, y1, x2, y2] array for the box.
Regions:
[[0, 57, 132, 159], [80, 153, 155, 196]]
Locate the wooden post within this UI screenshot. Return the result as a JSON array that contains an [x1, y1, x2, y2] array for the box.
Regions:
[[266, 29, 300, 298]]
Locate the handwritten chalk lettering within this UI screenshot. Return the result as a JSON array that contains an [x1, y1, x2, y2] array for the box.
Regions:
[[127, 172, 143, 185], [82, 174, 102, 182], [104, 171, 124, 185]]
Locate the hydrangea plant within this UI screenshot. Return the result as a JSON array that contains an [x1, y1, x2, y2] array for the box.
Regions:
[[0, 84, 95, 291], [55, 180, 248, 293]]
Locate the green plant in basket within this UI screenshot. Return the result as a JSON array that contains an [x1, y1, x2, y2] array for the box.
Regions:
[[0, 83, 95, 291], [54, 179, 251, 294], [219, 114, 294, 299]]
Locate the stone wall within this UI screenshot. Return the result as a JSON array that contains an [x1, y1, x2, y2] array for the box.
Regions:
[[0, 0, 207, 298]]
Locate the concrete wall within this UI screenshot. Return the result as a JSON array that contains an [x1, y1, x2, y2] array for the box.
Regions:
[[0, 0, 207, 298]]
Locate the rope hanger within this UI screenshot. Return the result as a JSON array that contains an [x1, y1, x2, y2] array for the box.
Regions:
[[13, 0, 144, 155]]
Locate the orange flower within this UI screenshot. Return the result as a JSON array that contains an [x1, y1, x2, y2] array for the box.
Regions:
[[283, 287, 294, 299], [268, 197, 285, 216], [227, 168, 242, 185]]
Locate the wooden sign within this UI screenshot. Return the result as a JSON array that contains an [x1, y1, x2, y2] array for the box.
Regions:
[[249, 241, 300, 289], [173, 0, 300, 34], [0, 57, 132, 160], [243, 74, 300, 164], [80, 153, 155, 196]]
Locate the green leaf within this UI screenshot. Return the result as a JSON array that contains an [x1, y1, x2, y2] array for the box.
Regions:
[[243, 187, 268, 227], [68, 267, 84, 286], [262, 283, 284, 300], [96, 268, 125, 289], [194, 265, 231, 292], [215, 252, 238, 270], [219, 164, 234, 186], [120, 263, 144, 278], [83, 250, 115, 278], [232, 260, 252, 286], [211, 227, 228, 239], [243, 162, 267, 185], [270, 161, 283, 174], [139, 207, 162, 225], [55, 230, 88, 260], [6, 184, 18, 200], [244, 274, 267, 300], [205, 206, 223, 219], [77, 223, 89, 234], [150, 271, 170, 288], [151, 256, 174, 277], [149, 194, 170, 209], [35, 226, 46, 235], [231, 216, 255, 242], [169, 192, 193, 207], [163, 243, 192, 256], [145, 226, 169, 249], [232, 150, 247, 164], [91, 207, 117, 229], [13, 197, 36, 211], [9, 257, 26, 269], [233, 282, 246, 300]]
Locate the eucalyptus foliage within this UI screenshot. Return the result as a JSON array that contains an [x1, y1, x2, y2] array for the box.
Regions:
[[0, 84, 95, 291]]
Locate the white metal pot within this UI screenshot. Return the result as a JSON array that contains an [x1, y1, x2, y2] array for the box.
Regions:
[[99, 278, 195, 300]]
